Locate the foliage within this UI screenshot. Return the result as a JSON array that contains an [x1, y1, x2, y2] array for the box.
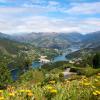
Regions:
[[0, 62, 12, 88], [93, 52, 100, 68], [16, 69, 44, 85], [0, 73, 100, 100]]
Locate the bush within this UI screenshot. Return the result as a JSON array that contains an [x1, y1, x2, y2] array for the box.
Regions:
[[93, 52, 100, 68], [0, 62, 12, 88]]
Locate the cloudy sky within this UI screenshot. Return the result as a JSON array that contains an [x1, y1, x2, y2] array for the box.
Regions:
[[0, 0, 100, 34]]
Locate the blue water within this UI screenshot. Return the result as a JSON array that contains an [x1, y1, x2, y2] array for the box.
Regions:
[[11, 46, 80, 80], [32, 62, 42, 68], [32, 53, 67, 68], [53, 53, 67, 62], [31, 46, 80, 68], [11, 69, 20, 80]]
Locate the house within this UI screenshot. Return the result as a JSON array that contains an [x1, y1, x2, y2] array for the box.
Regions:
[[39, 56, 50, 64]]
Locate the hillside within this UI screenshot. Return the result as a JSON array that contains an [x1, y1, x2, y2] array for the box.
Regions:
[[66, 45, 100, 59], [0, 38, 30, 56], [1, 31, 100, 50], [11, 32, 83, 49], [82, 31, 100, 48]]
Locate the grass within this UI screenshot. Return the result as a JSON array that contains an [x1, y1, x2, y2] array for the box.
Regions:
[[0, 69, 100, 100]]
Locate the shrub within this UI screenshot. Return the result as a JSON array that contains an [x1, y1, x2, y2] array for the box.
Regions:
[[0, 62, 12, 88], [93, 52, 100, 68]]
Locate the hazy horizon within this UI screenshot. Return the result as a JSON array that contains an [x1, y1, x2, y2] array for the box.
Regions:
[[0, 0, 100, 34]]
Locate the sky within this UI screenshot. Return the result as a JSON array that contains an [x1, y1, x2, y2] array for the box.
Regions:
[[0, 0, 100, 34]]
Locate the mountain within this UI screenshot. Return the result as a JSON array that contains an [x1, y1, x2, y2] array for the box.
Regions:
[[0, 32, 31, 56], [0, 38, 30, 56], [82, 31, 100, 48], [11, 32, 83, 49], [0, 31, 100, 50], [0, 32, 10, 39]]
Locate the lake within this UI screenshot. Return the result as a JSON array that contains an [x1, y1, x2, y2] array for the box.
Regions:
[[11, 46, 80, 80]]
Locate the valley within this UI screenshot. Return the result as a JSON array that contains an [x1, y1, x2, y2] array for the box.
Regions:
[[0, 31, 100, 100]]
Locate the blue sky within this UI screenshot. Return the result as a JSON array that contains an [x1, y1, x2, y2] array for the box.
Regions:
[[0, 0, 100, 34]]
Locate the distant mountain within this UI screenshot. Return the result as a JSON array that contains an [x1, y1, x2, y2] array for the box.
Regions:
[[82, 31, 100, 48], [0, 34, 31, 56], [0, 31, 100, 50], [0, 32, 10, 39], [66, 45, 100, 59], [11, 32, 83, 49]]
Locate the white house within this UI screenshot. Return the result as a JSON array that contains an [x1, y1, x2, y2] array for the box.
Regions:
[[39, 56, 50, 64]]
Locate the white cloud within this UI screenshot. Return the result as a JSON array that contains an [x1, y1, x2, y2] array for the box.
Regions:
[[0, 1, 100, 34], [0, 13, 100, 34], [65, 2, 100, 14], [48, 1, 59, 6]]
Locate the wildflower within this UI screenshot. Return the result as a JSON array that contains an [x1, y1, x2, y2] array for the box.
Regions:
[[83, 82, 90, 86], [47, 86, 53, 90], [0, 90, 3, 93], [95, 90, 100, 95], [79, 81, 83, 85], [0, 97, 4, 100], [83, 79, 88, 81], [27, 92, 33, 97], [9, 93, 15, 97], [92, 86, 96, 89], [49, 81, 55, 84], [19, 90, 26, 92], [50, 89, 57, 94], [93, 92, 97, 96], [94, 79, 99, 82], [25, 90, 32, 93], [96, 76, 100, 79]]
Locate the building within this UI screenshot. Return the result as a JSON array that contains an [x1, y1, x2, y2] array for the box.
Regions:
[[39, 56, 50, 64]]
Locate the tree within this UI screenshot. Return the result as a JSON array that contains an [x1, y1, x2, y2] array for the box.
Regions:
[[0, 62, 12, 88], [15, 52, 31, 72], [92, 52, 100, 68]]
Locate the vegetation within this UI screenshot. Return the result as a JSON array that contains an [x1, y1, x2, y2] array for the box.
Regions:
[[0, 34, 100, 100], [0, 62, 12, 88], [0, 69, 100, 100], [93, 52, 100, 68]]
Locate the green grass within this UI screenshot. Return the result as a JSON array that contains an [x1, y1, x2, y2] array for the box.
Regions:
[[0, 64, 100, 100], [0, 73, 100, 100]]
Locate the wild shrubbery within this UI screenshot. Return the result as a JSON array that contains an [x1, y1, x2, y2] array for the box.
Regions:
[[0, 62, 12, 89], [93, 52, 100, 68]]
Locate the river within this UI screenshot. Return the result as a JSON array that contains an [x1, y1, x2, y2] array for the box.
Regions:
[[11, 46, 80, 80]]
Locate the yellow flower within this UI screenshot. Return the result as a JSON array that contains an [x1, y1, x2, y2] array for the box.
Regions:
[[0, 90, 3, 93], [49, 81, 55, 84], [94, 79, 99, 82], [47, 86, 53, 90], [25, 90, 32, 93], [0, 97, 4, 100], [95, 90, 100, 95], [92, 86, 96, 89], [50, 89, 57, 94], [93, 92, 97, 96], [84, 82, 90, 86], [96, 76, 100, 79], [9, 93, 15, 97], [27, 92, 33, 97], [83, 79, 88, 81], [19, 90, 26, 92]]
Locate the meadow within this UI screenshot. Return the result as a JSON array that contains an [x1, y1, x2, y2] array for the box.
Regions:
[[0, 68, 100, 100]]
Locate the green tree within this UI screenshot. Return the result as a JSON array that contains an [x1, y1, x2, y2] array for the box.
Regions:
[[15, 52, 31, 72], [92, 52, 100, 68], [0, 62, 12, 88]]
